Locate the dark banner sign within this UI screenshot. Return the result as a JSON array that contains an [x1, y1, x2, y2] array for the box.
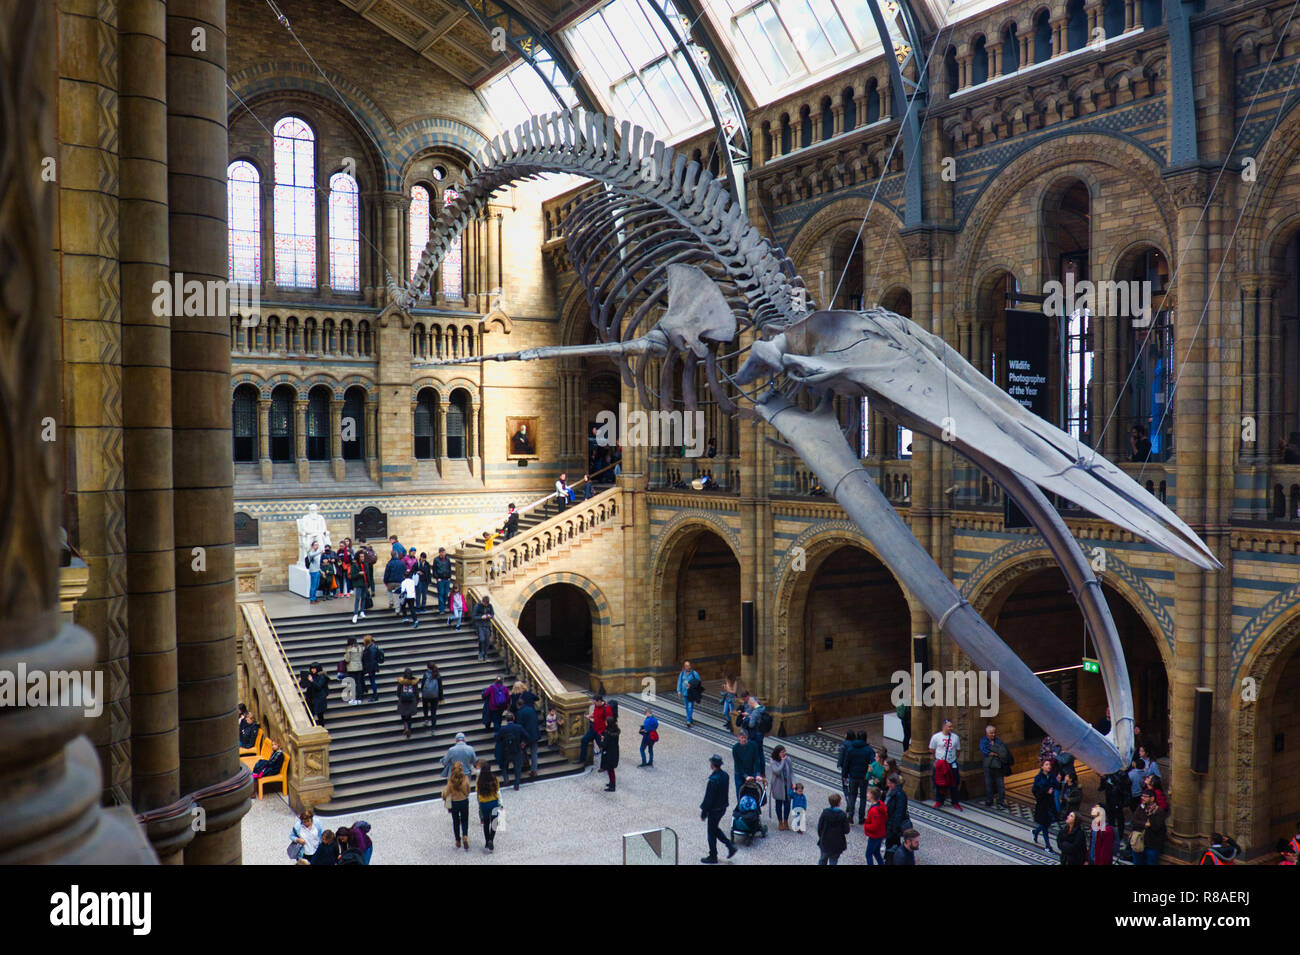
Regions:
[[1003, 308, 1052, 421]]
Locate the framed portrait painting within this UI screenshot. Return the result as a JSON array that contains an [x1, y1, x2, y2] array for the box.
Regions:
[[506, 415, 540, 460]]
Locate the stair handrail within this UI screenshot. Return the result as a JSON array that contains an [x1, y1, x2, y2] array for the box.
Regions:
[[463, 584, 590, 761], [457, 485, 621, 587], [455, 459, 620, 550], [237, 600, 333, 811]]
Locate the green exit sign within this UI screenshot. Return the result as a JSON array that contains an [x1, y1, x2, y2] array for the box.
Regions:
[[1082, 657, 1100, 674]]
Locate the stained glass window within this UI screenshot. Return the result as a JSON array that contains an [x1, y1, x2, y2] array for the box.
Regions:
[[273, 117, 316, 288], [409, 184, 430, 294], [328, 172, 360, 292], [227, 160, 261, 284], [442, 187, 463, 301]]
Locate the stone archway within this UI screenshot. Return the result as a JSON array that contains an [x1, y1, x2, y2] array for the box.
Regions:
[[772, 525, 912, 734], [1231, 601, 1300, 855], [649, 516, 743, 683], [964, 550, 1172, 759]]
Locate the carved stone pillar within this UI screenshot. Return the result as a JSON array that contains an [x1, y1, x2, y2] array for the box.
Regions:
[[120, 0, 184, 842], [381, 192, 406, 299], [1, 0, 155, 865], [330, 398, 345, 481], [257, 398, 272, 482], [1260, 278, 1283, 461], [439, 400, 450, 474], [167, 0, 253, 863], [295, 399, 309, 482], [365, 398, 379, 481], [470, 400, 483, 479], [1052, 17, 1065, 56], [1125, 0, 1136, 31]]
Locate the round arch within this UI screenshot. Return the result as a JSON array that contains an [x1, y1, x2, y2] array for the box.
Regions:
[[649, 514, 743, 678], [771, 525, 912, 732], [954, 133, 1175, 297], [512, 572, 612, 686], [1230, 600, 1300, 853], [1237, 97, 1300, 274]]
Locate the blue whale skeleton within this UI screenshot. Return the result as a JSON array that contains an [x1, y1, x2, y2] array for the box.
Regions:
[[389, 110, 1221, 774]]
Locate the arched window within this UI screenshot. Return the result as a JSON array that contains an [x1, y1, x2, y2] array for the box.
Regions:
[[414, 388, 439, 459], [412, 323, 427, 359], [1002, 23, 1020, 73], [447, 389, 471, 459], [341, 319, 354, 355], [441, 187, 463, 301], [358, 320, 371, 355], [433, 326, 443, 358], [286, 316, 299, 352], [945, 46, 960, 93], [971, 36, 989, 86], [820, 98, 833, 140], [232, 384, 259, 462], [266, 315, 281, 351], [1141, 0, 1162, 28], [780, 114, 791, 154], [304, 317, 318, 352], [328, 171, 360, 292], [1066, 0, 1087, 52], [409, 184, 430, 289], [269, 385, 295, 462], [227, 160, 261, 284], [1104, 0, 1125, 38], [865, 79, 880, 124], [322, 318, 336, 354], [799, 106, 812, 148], [342, 386, 366, 460], [1034, 10, 1052, 63], [273, 117, 316, 288], [841, 88, 856, 132], [306, 386, 331, 461]]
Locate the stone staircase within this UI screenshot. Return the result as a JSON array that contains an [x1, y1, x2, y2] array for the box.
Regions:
[[273, 606, 581, 814]]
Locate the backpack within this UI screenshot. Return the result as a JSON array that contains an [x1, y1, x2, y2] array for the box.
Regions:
[[608, 697, 619, 719], [490, 683, 509, 709], [374, 645, 385, 666], [421, 674, 440, 700], [398, 682, 416, 703], [756, 709, 773, 734], [686, 675, 703, 702]]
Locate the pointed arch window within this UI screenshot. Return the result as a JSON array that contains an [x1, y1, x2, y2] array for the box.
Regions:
[[409, 184, 430, 293], [273, 117, 317, 288], [227, 160, 261, 284], [441, 187, 463, 301], [329, 171, 360, 292]]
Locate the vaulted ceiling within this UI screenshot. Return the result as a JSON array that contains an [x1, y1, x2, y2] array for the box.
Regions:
[[335, 0, 588, 86]]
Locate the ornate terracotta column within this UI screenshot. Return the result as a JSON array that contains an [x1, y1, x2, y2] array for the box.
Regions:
[[1, 0, 153, 863], [166, 0, 252, 864]]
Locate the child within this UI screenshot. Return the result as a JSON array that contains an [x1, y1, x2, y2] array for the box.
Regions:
[[790, 782, 808, 833], [863, 787, 887, 864], [545, 707, 559, 745], [447, 584, 466, 629], [638, 708, 659, 767]]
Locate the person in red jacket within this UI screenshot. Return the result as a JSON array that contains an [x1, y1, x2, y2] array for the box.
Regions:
[[863, 786, 887, 865], [578, 694, 614, 768], [1089, 805, 1115, 865]]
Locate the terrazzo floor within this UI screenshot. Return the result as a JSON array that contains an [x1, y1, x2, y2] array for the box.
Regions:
[[243, 721, 1018, 865]]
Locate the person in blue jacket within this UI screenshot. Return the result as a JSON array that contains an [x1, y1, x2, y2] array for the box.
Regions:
[[677, 661, 702, 726], [700, 755, 736, 864], [638, 709, 660, 767]]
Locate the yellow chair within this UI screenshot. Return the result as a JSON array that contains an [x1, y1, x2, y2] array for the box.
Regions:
[[239, 726, 264, 761], [240, 736, 271, 771], [257, 750, 289, 799]]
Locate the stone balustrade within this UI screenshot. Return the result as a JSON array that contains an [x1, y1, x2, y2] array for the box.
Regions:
[[237, 601, 332, 812]]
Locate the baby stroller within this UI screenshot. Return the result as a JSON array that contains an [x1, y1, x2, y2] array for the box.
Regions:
[[730, 777, 769, 844]]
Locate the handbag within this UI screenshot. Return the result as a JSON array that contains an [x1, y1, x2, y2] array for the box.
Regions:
[[648, 730, 659, 743], [287, 840, 305, 861], [1129, 828, 1145, 853]]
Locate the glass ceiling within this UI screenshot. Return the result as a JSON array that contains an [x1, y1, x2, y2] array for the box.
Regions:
[[478, 0, 1002, 143]]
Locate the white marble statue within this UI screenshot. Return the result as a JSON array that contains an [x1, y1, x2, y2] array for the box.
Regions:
[[296, 504, 331, 561]]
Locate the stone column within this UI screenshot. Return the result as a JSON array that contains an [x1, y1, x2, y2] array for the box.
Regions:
[[1239, 277, 1263, 466], [120, 0, 185, 847], [365, 398, 379, 481], [989, 46, 1001, 80], [257, 397, 272, 481], [0, 0, 154, 865], [295, 399, 309, 482], [167, 0, 252, 864], [470, 399, 483, 479], [1125, 0, 1136, 31], [1020, 31, 1031, 68], [1261, 279, 1283, 460], [58, 0, 133, 810], [330, 397, 345, 481], [381, 192, 405, 295], [1052, 17, 1065, 56]]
